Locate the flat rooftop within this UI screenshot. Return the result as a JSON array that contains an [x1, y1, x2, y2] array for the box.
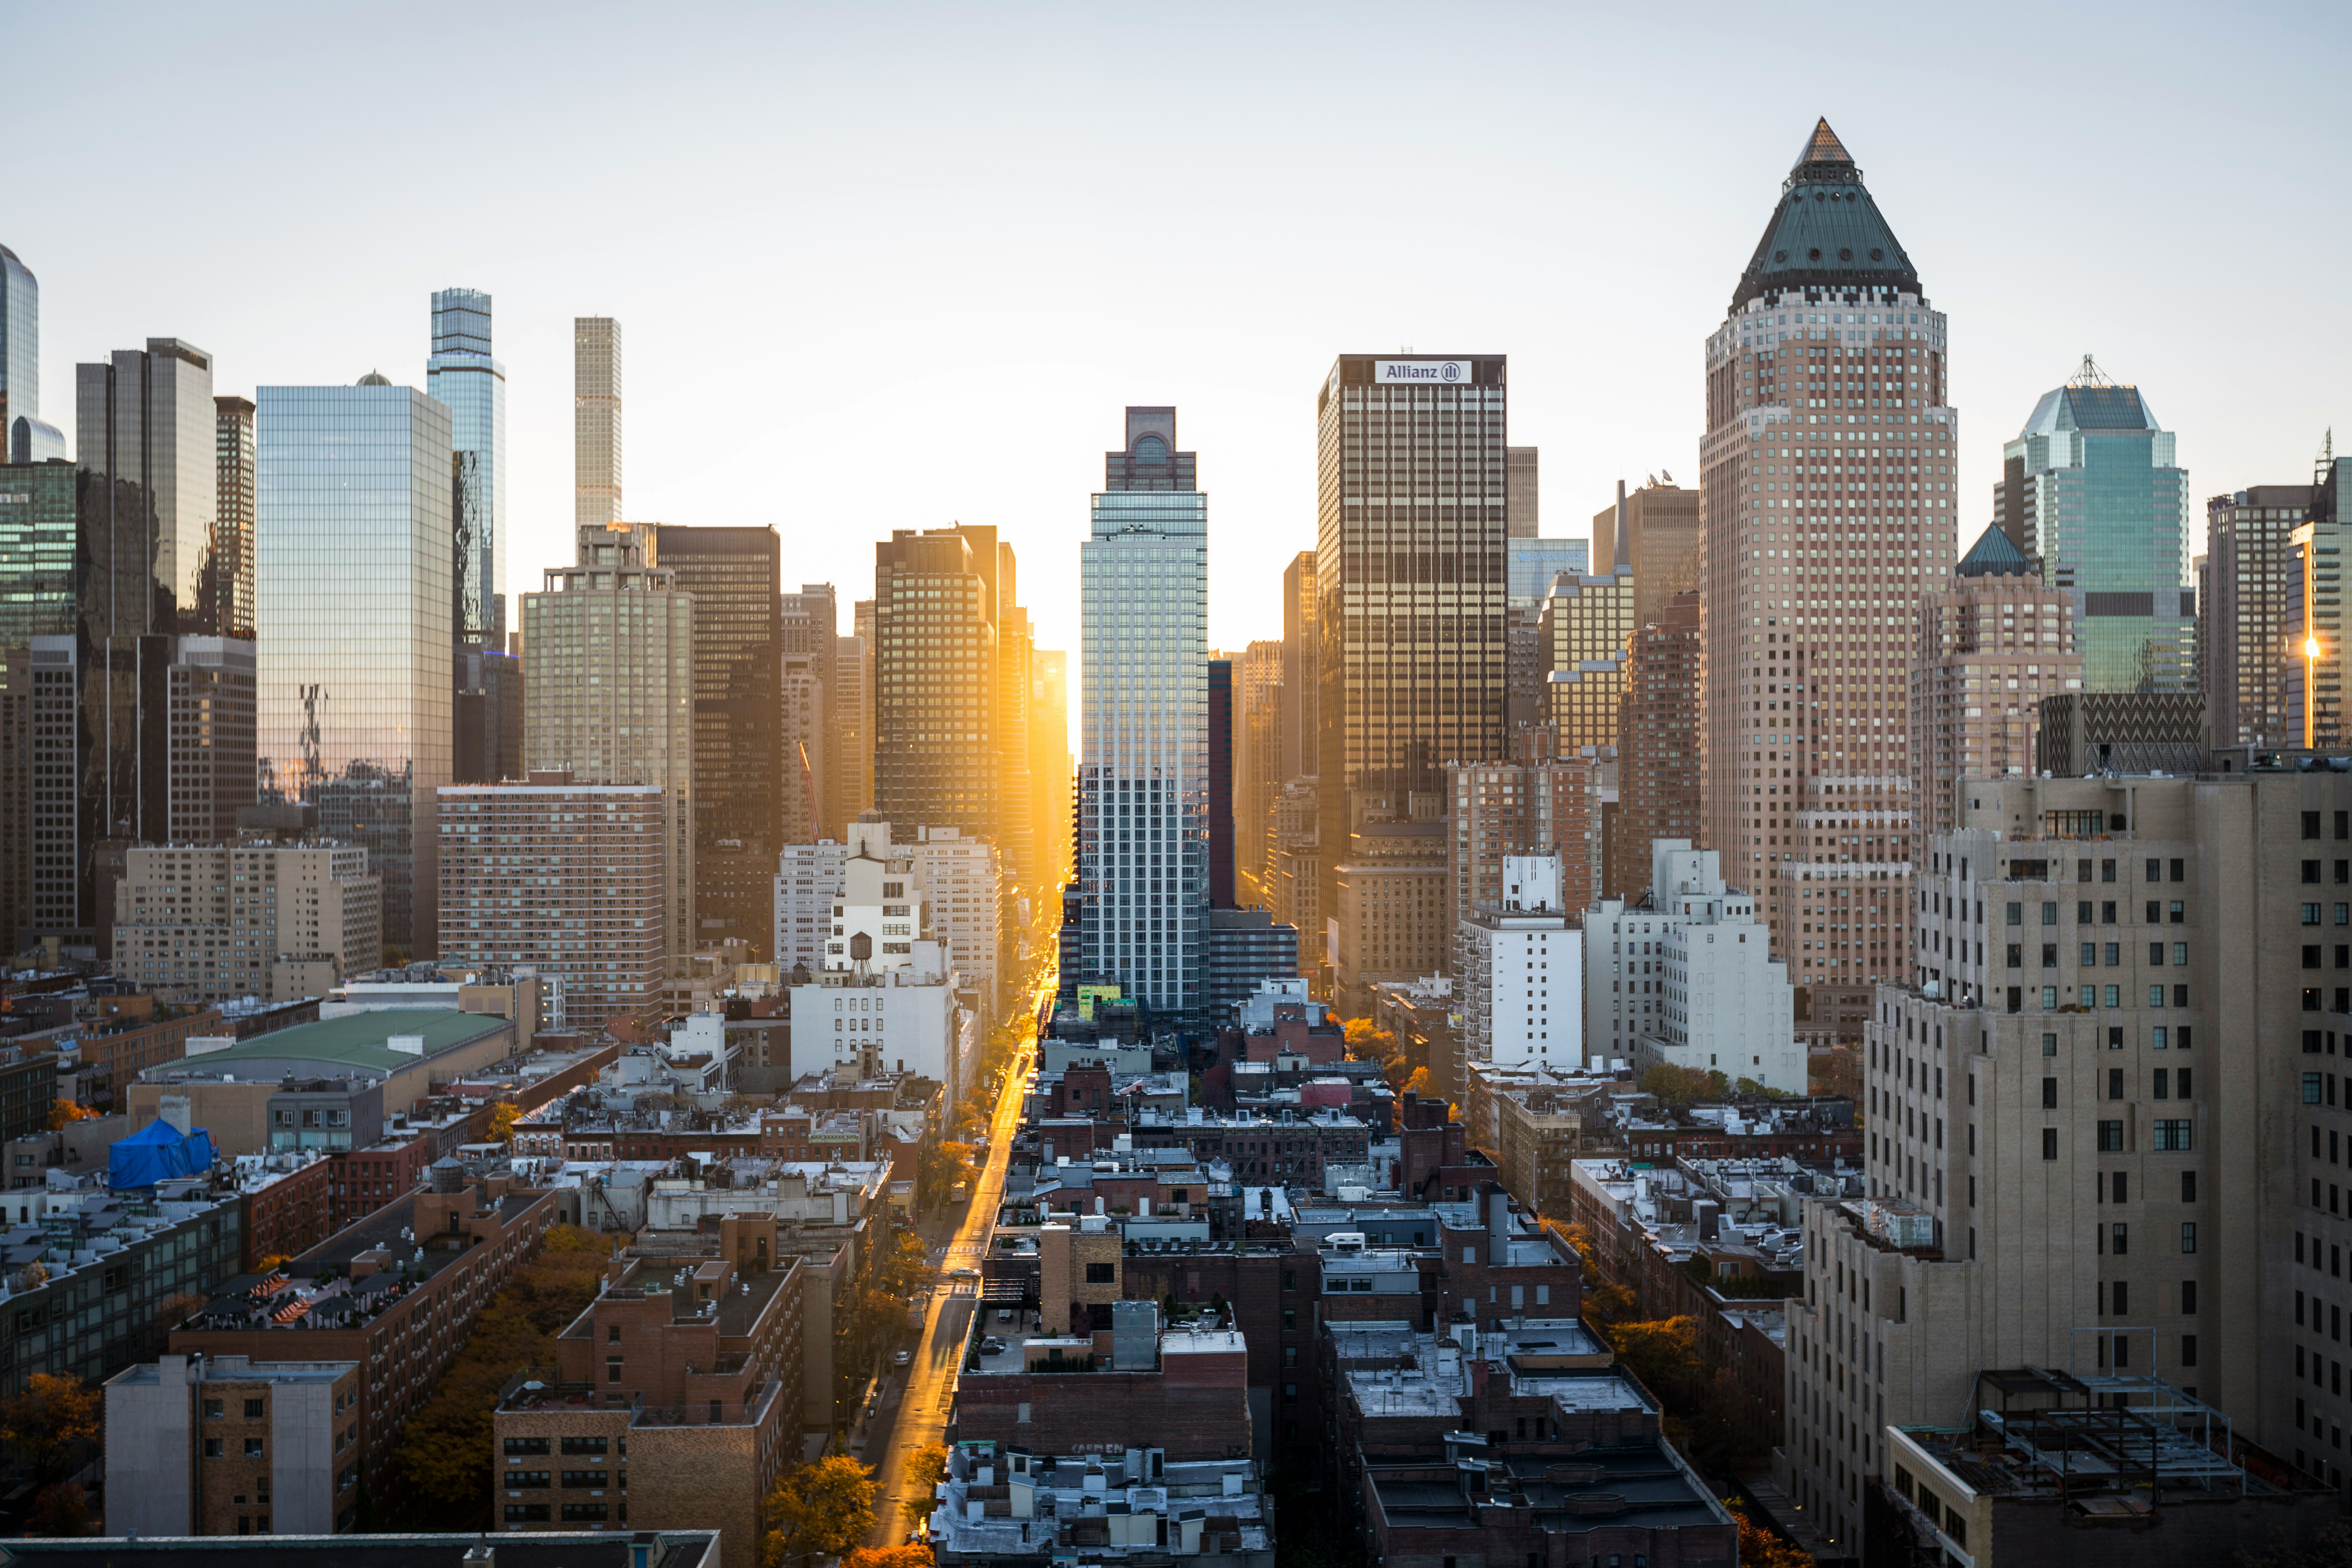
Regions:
[[185, 1189, 541, 1332], [1371, 1444, 1730, 1534], [144, 1009, 509, 1078]]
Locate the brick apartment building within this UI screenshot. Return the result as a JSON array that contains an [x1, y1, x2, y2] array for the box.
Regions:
[[171, 1170, 560, 1524], [494, 1215, 806, 1568]]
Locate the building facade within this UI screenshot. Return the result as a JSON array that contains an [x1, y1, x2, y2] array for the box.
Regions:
[[426, 287, 506, 651], [1314, 355, 1510, 923], [2204, 484, 2313, 748], [1612, 591, 1703, 901], [1907, 524, 2080, 867], [774, 839, 850, 980], [1697, 120, 1956, 1040], [1332, 819, 1447, 1018], [0, 245, 36, 458], [1503, 533, 1588, 734], [115, 838, 380, 1004], [1585, 840, 1799, 1090], [655, 527, 783, 957], [1446, 739, 1600, 951], [211, 395, 256, 641], [521, 522, 694, 965], [1592, 475, 1701, 630], [1070, 407, 1208, 1017], [573, 317, 621, 528], [256, 376, 452, 957], [1456, 855, 1582, 1081], [1996, 359, 2194, 695], [873, 525, 1006, 851], [438, 776, 668, 1029], [1537, 551, 1636, 756], [106, 1354, 358, 1538]]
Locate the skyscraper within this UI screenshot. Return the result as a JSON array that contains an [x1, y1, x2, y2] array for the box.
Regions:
[[2292, 450, 2352, 747], [1028, 646, 1069, 892], [997, 568, 1038, 902], [655, 527, 783, 957], [873, 525, 1004, 848], [1996, 358, 2192, 693], [1070, 407, 1208, 1016], [573, 317, 622, 529], [78, 339, 221, 636], [2204, 484, 2312, 747], [256, 375, 454, 956], [1611, 592, 1702, 901], [0, 245, 41, 462], [782, 581, 838, 848], [212, 396, 256, 640], [1280, 550, 1318, 787], [1207, 655, 1234, 909], [1504, 534, 1588, 735], [521, 522, 695, 967], [833, 630, 873, 836], [1315, 354, 1510, 924], [1905, 525, 2079, 873], [1590, 475, 1700, 629], [1697, 120, 1957, 1040], [426, 288, 507, 649], [1505, 446, 1539, 539], [1234, 639, 1283, 906], [1537, 490, 1636, 757]]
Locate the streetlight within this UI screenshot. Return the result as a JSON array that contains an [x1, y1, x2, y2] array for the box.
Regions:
[[2310, 636, 2325, 750]]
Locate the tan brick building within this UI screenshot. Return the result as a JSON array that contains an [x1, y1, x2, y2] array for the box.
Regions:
[[493, 1216, 805, 1568], [105, 1354, 359, 1538]]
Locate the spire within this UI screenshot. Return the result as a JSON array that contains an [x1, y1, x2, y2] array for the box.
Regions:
[[1791, 118, 1853, 174], [2067, 354, 2114, 388]]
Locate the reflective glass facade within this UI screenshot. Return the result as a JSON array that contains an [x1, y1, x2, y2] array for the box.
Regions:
[[427, 288, 507, 648], [0, 460, 78, 648], [256, 381, 453, 956], [77, 340, 219, 635], [1075, 407, 1208, 1018], [212, 396, 256, 640], [0, 245, 34, 448], [1999, 377, 2193, 693]]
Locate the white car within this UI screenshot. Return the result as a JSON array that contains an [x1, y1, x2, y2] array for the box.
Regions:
[[892, 1350, 912, 1369]]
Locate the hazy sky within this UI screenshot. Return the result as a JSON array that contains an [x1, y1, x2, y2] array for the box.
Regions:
[[15, 2, 2352, 695]]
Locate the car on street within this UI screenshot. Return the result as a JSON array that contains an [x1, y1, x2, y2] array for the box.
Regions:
[[892, 1349, 912, 1369]]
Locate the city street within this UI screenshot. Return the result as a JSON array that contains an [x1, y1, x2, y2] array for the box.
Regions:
[[861, 977, 1046, 1547]]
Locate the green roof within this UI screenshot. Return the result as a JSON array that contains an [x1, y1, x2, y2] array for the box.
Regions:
[[188, 1008, 510, 1072]]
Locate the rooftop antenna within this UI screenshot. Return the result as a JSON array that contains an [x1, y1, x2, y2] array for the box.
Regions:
[[2067, 354, 2114, 388]]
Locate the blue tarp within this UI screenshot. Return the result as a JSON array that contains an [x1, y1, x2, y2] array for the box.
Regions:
[[108, 1118, 217, 1188]]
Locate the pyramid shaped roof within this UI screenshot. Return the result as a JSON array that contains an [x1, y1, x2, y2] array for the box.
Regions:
[[1732, 119, 1921, 312], [1956, 524, 2033, 578]]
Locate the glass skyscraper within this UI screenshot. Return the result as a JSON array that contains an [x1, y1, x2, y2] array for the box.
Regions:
[[0, 245, 46, 464], [1996, 359, 2192, 692], [77, 339, 220, 635], [426, 288, 507, 649], [256, 376, 453, 956], [1072, 407, 1208, 1018]]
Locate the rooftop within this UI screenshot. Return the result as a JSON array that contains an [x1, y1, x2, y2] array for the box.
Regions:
[[144, 1010, 509, 1079], [1368, 1442, 1732, 1535]]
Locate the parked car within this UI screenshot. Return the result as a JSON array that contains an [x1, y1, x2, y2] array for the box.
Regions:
[[892, 1349, 912, 1369], [978, 1336, 1007, 1356]]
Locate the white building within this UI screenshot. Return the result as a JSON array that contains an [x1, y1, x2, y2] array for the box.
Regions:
[[790, 947, 974, 1106], [774, 839, 849, 978], [105, 1354, 356, 1537], [902, 824, 1004, 1023], [1456, 855, 1583, 1081], [1584, 839, 1802, 1092]]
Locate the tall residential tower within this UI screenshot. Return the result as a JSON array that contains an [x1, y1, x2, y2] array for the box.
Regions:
[[427, 288, 508, 649], [1697, 120, 1957, 1041], [573, 317, 622, 528], [1069, 407, 1208, 1016]]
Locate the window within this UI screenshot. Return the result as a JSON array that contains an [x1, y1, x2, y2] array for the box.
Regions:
[[2155, 1119, 2193, 1152], [2098, 1120, 2124, 1152], [560, 1504, 609, 1522], [560, 1436, 608, 1455], [505, 1505, 551, 1522], [2181, 1280, 2198, 1314], [508, 1472, 551, 1489], [561, 1470, 608, 1488], [203, 1399, 223, 1419], [2181, 1334, 2199, 1367], [2182, 1222, 2197, 1253], [504, 1437, 551, 1456], [2043, 1033, 2058, 1057], [244, 1399, 264, 1418], [2042, 1077, 2058, 1109], [1084, 1262, 1115, 1283], [204, 1438, 223, 1458], [2108, 1068, 2125, 1100], [2182, 1171, 2197, 1202], [2042, 1128, 2059, 1161], [2112, 1223, 2128, 1255], [2306, 905, 2324, 927], [244, 1438, 265, 1458], [606, 1358, 624, 1384], [2042, 901, 2058, 926]]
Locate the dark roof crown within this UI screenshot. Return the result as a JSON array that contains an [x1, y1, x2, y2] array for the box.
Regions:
[[1732, 120, 1921, 312], [1956, 524, 2032, 578]]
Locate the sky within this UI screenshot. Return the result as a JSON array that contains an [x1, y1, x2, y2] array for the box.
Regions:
[[14, 1, 2352, 733]]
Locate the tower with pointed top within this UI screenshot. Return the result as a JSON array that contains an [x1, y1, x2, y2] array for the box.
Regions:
[[1697, 119, 1960, 1046]]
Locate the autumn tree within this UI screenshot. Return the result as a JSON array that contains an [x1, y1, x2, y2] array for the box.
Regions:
[[900, 1441, 948, 1530], [1725, 1498, 1812, 1568], [763, 1454, 878, 1565], [841, 1549, 932, 1568], [874, 1231, 931, 1300], [1639, 1063, 1715, 1106], [24, 1481, 91, 1536], [919, 1139, 976, 1204], [1402, 1066, 1433, 1098], [485, 1099, 523, 1145], [46, 1100, 93, 1132], [387, 1225, 608, 1527], [0, 1374, 100, 1487], [1610, 1317, 1704, 1411]]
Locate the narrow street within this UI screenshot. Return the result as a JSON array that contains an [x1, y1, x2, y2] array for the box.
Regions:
[[861, 975, 1048, 1547]]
